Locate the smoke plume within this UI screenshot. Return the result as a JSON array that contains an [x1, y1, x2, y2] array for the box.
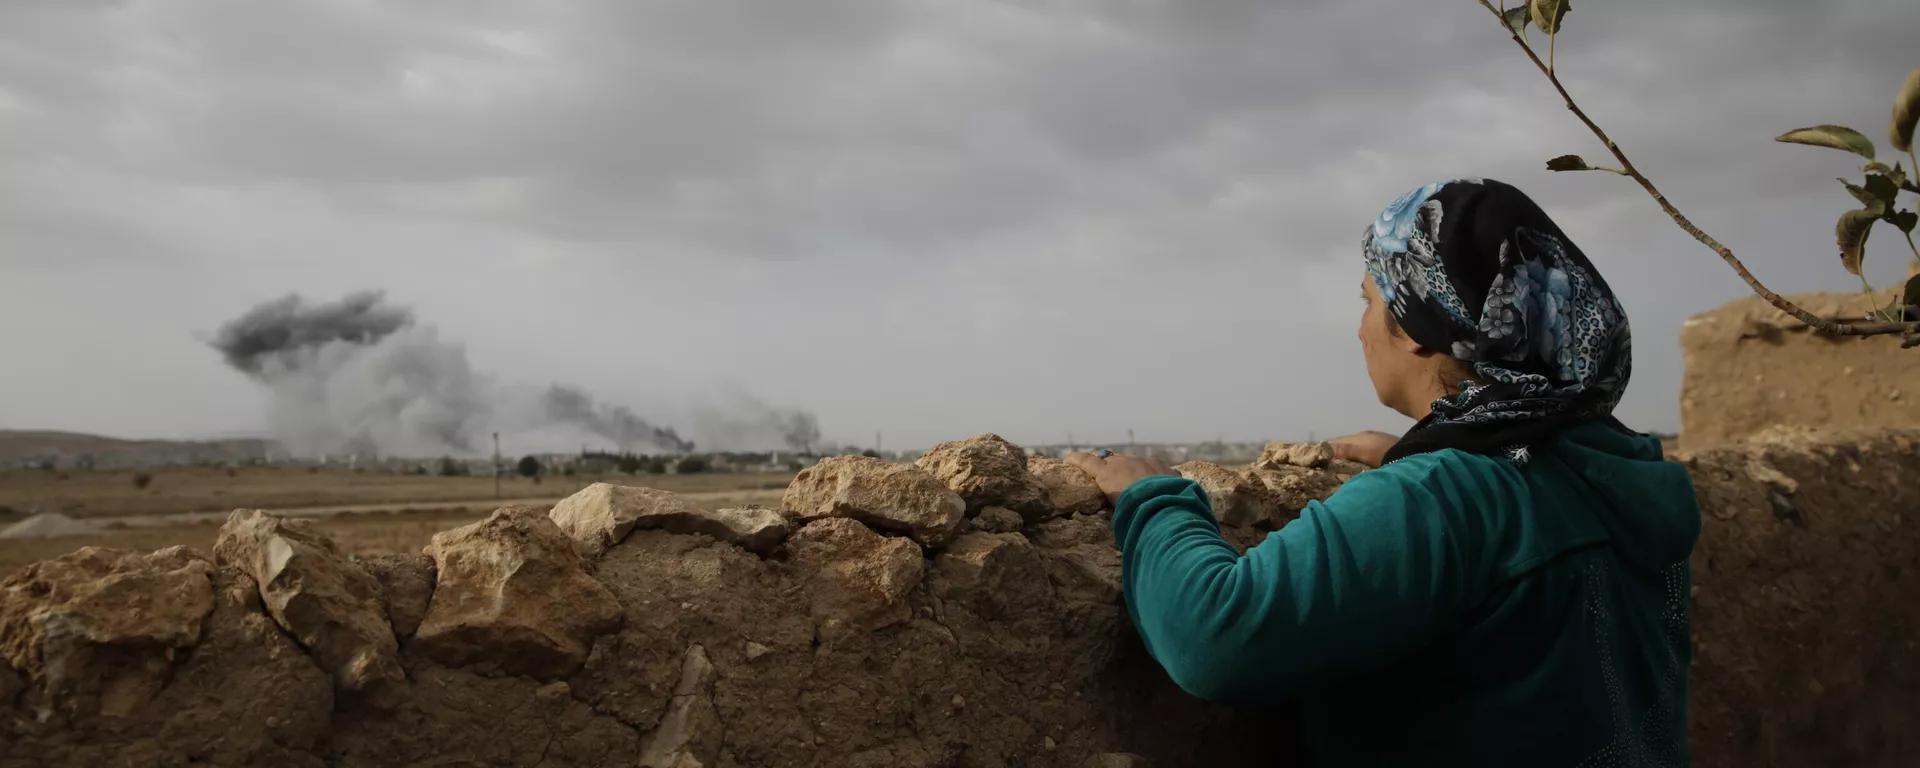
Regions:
[[208, 291, 815, 458]]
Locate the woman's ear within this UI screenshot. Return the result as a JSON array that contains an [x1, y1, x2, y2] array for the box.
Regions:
[[1393, 327, 1429, 355]]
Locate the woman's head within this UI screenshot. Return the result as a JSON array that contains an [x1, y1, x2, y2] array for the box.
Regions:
[[1356, 178, 1633, 463], [1357, 275, 1478, 419]]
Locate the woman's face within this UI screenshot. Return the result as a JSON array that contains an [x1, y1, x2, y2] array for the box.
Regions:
[[1358, 272, 1425, 418]]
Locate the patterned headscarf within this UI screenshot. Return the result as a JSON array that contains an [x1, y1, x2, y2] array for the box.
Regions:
[[1362, 178, 1633, 466]]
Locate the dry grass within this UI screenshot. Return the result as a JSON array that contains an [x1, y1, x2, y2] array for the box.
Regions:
[[0, 466, 793, 519]]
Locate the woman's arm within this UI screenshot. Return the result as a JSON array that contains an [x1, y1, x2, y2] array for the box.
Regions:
[[1111, 462, 1484, 707]]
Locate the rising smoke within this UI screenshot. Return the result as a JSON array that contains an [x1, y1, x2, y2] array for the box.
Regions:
[[208, 291, 823, 458]]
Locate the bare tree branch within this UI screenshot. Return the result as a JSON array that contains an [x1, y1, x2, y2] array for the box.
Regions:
[[1474, 0, 1920, 341]]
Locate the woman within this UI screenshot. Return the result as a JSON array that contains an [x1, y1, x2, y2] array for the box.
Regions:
[[1067, 179, 1700, 766]]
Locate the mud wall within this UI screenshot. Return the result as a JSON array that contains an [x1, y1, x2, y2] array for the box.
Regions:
[[1680, 286, 1920, 451], [2, 432, 1917, 768]]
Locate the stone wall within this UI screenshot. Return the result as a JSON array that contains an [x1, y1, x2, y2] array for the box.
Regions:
[[2, 432, 1916, 767]]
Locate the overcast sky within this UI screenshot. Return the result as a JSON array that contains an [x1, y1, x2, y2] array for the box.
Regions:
[[3, 0, 1918, 451]]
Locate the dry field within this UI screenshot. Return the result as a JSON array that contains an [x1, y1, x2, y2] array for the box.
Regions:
[[0, 466, 793, 575]]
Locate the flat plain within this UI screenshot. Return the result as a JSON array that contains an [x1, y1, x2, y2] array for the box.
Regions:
[[0, 466, 793, 575]]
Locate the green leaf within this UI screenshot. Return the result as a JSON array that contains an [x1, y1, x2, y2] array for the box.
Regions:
[[1545, 154, 1592, 172], [1892, 65, 1920, 154], [1866, 162, 1895, 174], [1777, 125, 1878, 160], [1893, 209, 1919, 235], [1904, 273, 1920, 323], [1502, 5, 1532, 35], [1836, 207, 1880, 276], [1530, 0, 1570, 34]]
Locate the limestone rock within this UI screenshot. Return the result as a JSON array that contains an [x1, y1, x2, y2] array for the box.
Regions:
[[970, 506, 1023, 534], [552, 483, 792, 556], [1172, 461, 1267, 527], [1085, 754, 1151, 768], [787, 518, 924, 641], [1256, 441, 1335, 470], [1027, 456, 1106, 518], [1328, 458, 1370, 474], [1248, 466, 1348, 526], [360, 553, 436, 639], [933, 533, 1032, 594], [916, 433, 1044, 514], [744, 640, 771, 661], [783, 456, 965, 547], [214, 510, 405, 697], [697, 506, 792, 554], [932, 532, 1052, 622], [637, 644, 721, 768], [1744, 458, 1799, 495], [0, 546, 215, 719], [415, 506, 624, 679]]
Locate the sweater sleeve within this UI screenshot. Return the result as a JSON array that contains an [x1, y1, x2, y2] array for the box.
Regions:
[[1111, 461, 1486, 707]]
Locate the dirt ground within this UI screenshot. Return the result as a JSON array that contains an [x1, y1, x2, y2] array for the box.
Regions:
[[0, 469, 791, 576], [1680, 286, 1920, 450]]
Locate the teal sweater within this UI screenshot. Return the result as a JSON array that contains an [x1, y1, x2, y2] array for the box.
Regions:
[[1113, 423, 1701, 766]]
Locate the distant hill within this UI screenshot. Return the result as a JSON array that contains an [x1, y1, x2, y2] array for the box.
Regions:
[[0, 430, 272, 469]]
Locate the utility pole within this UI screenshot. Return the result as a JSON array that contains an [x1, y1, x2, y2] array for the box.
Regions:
[[875, 431, 882, 455], [1128, 429, 1135, 452], [492, 432, 501, 500]]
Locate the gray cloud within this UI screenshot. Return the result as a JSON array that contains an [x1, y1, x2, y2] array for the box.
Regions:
[[2, 0, 1917, 449]]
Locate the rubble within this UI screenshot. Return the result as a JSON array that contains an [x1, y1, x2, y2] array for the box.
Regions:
[[0, 546, 213, 720], [413, 507, 623, 679], [1172, 461, 1271, 527], [359, 553, 434, 639], [551, 482, 791, 556], [213, 510, 405, 698], [782, 456, 966, 546], [1255, 442, 1334, 470], [970, 506, 1025, 533], [1028, 456, 1107, 518], [916, 433, 1046, 515], [786, 517, 924, 641], [1247, 466, 1346, 525]]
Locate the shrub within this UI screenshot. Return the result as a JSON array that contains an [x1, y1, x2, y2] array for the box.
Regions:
[[675, 456, 711, 474], [132, 473, 154, 490], [517, 455, 542, 478]]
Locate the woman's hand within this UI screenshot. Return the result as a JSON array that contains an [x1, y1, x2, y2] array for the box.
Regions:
[[1063, 451, 1177, 505], [1327, 431, 1400, 468]]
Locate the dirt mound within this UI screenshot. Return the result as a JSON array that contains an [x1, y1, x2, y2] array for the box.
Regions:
[[0, 513, 98, 540], [1680, 285, 1920, 450], [0, 432, 1915, 767]]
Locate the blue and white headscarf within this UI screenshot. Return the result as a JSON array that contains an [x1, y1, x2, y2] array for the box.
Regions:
[[1362, 179, 1633, 465]]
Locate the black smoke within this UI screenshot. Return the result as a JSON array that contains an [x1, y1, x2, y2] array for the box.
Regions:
[[207, 291, 733, 457]]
